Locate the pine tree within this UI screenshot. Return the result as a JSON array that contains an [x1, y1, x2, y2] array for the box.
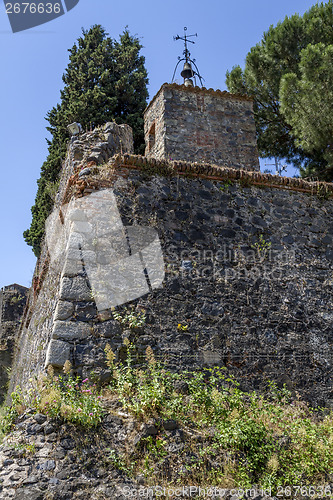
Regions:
[[280, 43, 333, 180], [226, 1, 333, 180], [24, 25, 148, 257]]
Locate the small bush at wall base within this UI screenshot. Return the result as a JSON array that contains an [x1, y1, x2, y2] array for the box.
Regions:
[[0, 362, 104, 441], [104, 341, 333, 494], [1, 347, 332, 494], [0, 386, 27, 439], [35, 364, 104, 427]]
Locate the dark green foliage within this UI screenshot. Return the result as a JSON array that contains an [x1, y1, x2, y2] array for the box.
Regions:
[[280, 43, 333, 179], [102, 342, 333, 491], [226, 1, 333, 180], [24, 25, 148, 256]]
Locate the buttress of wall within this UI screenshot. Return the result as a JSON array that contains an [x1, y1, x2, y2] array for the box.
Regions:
[[8, 123, 133, 398], [144, 83, 260, 171]]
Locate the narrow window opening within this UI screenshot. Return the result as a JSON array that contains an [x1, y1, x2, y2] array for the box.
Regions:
[[148, 122, 156, 151]]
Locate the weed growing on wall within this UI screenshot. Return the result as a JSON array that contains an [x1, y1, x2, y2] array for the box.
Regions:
[[0, 386, 27, 438], [104, 341, 333, 493], [35, 363, 103, 427], [1, 345, 332, 493], [177, 323, 189, 331], [0, 362, 104, 440], [251, 234, 272, 261], [113, 308, 146, 329]]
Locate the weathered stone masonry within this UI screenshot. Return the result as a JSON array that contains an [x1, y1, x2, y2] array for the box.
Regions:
[[144, 83, 260, 171], [8, 123, 333, 408], [0, 284, 28, 403]]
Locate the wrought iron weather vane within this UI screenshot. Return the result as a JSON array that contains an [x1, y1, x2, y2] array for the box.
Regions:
[[172, 27, 204, 87]]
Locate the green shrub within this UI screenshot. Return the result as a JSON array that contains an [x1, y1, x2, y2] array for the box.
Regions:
[[0, 386, 26, 440], [104, 341, 333, 493], [113, 308, 146, 329], [35, 363, 104, 427], [0, 362, 104, 439]]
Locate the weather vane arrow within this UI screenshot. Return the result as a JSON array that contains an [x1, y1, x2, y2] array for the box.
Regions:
[[172, 27, 204, 87]]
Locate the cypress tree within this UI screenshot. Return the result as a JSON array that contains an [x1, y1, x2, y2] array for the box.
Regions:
[[24, 25, 148, 256]]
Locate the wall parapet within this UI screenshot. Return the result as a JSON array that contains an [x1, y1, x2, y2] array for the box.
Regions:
[[68, 153, 333, 200], [116, 154, 333, 196]]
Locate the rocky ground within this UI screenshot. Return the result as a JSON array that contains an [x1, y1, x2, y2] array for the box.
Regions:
[[0, 405, 288, 500]]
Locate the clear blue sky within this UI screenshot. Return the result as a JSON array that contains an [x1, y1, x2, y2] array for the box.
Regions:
[[0, 0, 316, 289]]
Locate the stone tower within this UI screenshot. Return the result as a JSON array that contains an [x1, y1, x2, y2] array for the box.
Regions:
[[144, 83, 260, 171]]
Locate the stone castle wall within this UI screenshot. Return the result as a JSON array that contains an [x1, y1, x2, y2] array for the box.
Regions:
[[0, 285, 28, 403], [8, 126, 333, 408], [144, 84, 260, 171]]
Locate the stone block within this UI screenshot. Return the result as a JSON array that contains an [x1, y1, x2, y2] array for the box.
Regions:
[[201, 301, 224, 318], [74, 301, 97, 322], [94, 319, 122, 338], [61, 258, 82, 278], [326, 249, 333, 261], [78, 167, 92, 177], [202, 350, 222, 366], [103, 122, 118, 133], [54, 301, 74, 321], [59, 277, 92, 301], [73, 148, 84, 161], [86, 152, 103, 164], [52, 320, 91, 341], [45, 340, 71, 368]]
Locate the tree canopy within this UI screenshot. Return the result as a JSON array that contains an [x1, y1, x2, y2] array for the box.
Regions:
[[24, 25, 148, 257], [226, 1, 333, 180]]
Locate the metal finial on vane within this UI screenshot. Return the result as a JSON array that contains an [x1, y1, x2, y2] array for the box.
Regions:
[[172, 27, 204, 87]]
